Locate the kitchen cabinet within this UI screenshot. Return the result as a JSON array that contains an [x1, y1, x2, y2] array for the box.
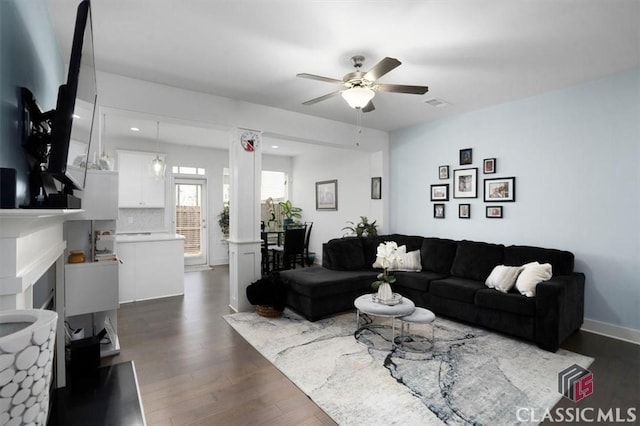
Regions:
[[75, 169, 118, 219], [117, 150, 165, 208], [117, 234, 184, 303]]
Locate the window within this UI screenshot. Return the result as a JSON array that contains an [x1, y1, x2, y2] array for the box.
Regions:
[[172, 166, 205, 175]]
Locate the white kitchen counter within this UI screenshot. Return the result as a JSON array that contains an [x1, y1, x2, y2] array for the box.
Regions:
[[116, 233, 185, 243], [116, 234, 185, 303]]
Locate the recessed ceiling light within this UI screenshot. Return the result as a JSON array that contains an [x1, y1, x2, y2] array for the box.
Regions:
[[271, 145, 279, 149], [130, 127, 140, 132]]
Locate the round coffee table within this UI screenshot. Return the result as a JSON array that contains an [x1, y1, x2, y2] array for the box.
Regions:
[[354, 294, 415, 349]]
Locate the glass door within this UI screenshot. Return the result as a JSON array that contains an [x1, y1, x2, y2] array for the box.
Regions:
[[174, 178, 207, 266]]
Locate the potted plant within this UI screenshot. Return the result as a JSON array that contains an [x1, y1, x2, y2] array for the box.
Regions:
[[278, 200, 302, 227], [218, 205, 229, 237], [342, 216, 378, 237]]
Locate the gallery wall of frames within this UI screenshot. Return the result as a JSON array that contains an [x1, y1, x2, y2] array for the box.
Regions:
[[430, 148, 516, 219]]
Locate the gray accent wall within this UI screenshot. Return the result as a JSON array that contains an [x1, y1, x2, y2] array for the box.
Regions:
[[390, 68, 640, 333], [0, 0, 63, 205]]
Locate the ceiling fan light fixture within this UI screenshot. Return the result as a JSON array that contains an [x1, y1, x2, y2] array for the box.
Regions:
[[341, 87, 375, 109]]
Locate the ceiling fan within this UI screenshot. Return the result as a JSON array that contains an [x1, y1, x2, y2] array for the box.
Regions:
[[297, 56, 429, 113]]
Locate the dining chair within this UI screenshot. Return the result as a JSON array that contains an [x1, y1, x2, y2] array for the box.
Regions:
[[303, 221, 313, 266], [271, 224, 307, 271]]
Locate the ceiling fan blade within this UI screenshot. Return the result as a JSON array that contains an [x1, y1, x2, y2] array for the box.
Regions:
[[296, 73, 344, 84], [375, 84, 429, 95], [363, 57, 401, 82], [361, 101, 375, 113], [302, 90, 342, 105]]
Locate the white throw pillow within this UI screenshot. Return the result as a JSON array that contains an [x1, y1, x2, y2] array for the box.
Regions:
[[515, 262, 553, 297], [372, 244, 406, 269], [485, 265, 524, 293], [389, 249, 422, 272]]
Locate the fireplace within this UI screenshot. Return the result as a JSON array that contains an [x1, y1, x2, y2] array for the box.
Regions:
[[0, 209, 79, 388]]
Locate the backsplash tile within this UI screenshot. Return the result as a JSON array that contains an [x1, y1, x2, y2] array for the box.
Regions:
[[118, 208, 166, 233]]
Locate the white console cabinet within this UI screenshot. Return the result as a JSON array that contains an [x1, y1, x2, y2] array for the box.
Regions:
[[117, 150, 165, 208]]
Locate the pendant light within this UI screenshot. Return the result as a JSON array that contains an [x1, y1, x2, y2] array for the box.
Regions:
[[150, 121, 166, 178]]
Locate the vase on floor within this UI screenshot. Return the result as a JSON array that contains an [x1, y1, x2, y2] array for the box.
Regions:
[[377, 282, 393, 303]]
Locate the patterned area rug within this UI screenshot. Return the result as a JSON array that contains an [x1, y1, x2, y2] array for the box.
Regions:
[[224, 309, 592, 425]]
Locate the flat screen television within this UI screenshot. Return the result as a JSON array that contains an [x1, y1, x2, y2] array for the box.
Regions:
[[48, 0, 97, 193], [21, 0, 96, 208]]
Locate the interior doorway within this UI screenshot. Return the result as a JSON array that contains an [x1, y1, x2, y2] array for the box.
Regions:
[[174, 177, 208, 266]]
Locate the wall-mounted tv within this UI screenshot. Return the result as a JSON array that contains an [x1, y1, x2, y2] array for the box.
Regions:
[[21, 0, 96, 208], [49, 0, 97, 192]]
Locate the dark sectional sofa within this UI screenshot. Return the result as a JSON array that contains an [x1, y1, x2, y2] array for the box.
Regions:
[[279, 234, 585, 352]]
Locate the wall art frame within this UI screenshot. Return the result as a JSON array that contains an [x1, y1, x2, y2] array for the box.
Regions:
[[316, 179, 338, 210], [459, 204, 470, 219], [434, 203, 445, 219], [371, 177, 381, 200], [430, 184, 449, 201], [453, 168, 478, 199], [459, 148, 473, 165], [483, 158, 496, 174], [486, 206, 503, 218], [439, 165, 449, 180], [484, 177, 516, 202]]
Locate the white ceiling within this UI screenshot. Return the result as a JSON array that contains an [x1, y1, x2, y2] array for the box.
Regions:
[[47, 0, 640, 149]]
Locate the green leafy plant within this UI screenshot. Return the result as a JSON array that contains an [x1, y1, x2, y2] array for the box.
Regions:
[[278, 200, 302, 220], [342, 216, 378, 237], [218, 205, 229, 236]]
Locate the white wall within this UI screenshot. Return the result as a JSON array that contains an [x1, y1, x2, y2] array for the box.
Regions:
[[291, 144, 386, 263], [95, 71, 389, 266], [390, 68, 640, 336]]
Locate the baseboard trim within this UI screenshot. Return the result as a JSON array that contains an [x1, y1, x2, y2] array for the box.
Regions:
[[581, 319, 640, 345]]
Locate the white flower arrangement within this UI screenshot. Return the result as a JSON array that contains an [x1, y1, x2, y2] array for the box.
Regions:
[[372, 241, 401, 291]]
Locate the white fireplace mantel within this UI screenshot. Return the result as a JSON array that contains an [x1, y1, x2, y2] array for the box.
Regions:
[[0, 209, 81, 309], [0, 208, 83, 389]]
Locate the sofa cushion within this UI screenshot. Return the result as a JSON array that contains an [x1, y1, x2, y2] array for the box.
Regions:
[[322, 237, 365, 270], [450, 240, 504, 281], [503, 245, 574, 276], [475, 289, 536, 316], [361, 234, 424, 269], [393, 271, 448, 292], [390, 249, 422, 272], [280, 266, 376, 298], [515, 262, 553, 297], [485, 265, 524, 293], [420, 238, 458, 274], [430, 277, 485, 303]]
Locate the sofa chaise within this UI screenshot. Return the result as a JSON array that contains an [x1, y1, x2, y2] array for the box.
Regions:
[[279, 234, 585, 352]]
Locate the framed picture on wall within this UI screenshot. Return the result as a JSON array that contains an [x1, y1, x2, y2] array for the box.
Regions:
[[430, 184, 449, 201], [459, 148, 473, 165], [434, 203, 445, 219], [371, 177, 382, 200], [486, 206, 503, 218], [439, 165, 449, 180], [459, 204, 470, 219], [453, 168, 478, 198], [483, 158, 496, 174], [484, 177, 516, 202], [316, 179, 338, 210]]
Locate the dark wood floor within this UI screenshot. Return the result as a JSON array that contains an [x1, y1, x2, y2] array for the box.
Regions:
[[106, 266, 639, 426]]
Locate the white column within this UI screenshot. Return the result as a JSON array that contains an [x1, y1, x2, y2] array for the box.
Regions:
[[228, 128, 262, 312]]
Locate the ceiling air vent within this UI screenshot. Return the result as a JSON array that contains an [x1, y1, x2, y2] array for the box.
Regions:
[[424, 97, 450, 108]]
